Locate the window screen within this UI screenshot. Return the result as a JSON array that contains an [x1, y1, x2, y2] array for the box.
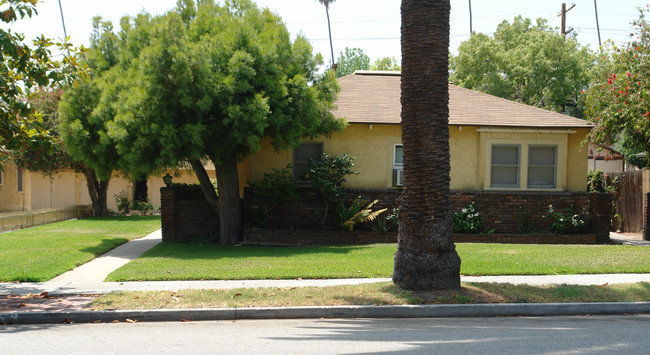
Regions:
[[528, 145, 557, 188], [293, 143, 323, 182], [491, 145, 520, 187]]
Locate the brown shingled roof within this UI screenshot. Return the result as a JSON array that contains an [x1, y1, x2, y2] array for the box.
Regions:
[[332, 71, 593, 129]]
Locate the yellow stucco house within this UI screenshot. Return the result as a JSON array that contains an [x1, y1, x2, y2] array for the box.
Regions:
[[245, 71, 593, 192], [2, 70, 594, 230]]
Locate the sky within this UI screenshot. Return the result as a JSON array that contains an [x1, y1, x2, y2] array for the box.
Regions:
[[5, 0, 646, 66]]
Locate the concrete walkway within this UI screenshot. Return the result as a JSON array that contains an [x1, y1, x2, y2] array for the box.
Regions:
[[49, 229, 162, 283]]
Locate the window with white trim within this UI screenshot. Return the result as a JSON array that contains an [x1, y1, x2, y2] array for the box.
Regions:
[[393, 144, 403, 186], [490, 144, 557, 189], [293, 142, 323, 183], [17, 167, 23, 192]]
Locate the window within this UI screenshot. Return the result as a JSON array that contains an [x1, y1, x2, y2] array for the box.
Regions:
[[490, 145, 520, 188], [393, 144, 403, 186], [489, 144, 558, 189], [293, 142, 323, 182], [17, 167, 23, 192], [0, 164, 3, 185], [528, 145, 557, 188]]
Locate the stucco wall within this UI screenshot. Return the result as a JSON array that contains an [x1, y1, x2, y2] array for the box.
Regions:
[[246, 123, 588, 192], [0, 163, 31, 212]]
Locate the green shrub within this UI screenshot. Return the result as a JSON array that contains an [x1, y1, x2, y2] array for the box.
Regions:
[[133, 200, 154, 215], [248, 164, 297, 227], [453, 203, 484, 234], [545, 205, 590, 234], [306, 153, 358, 229], [372, 208, 399, 232]]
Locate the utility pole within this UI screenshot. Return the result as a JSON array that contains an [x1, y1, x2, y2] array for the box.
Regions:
[[469, 0, 473, 35], [594, 0, 602, 46], [57, 0, 67, 39], [558, 3, 575, 37]]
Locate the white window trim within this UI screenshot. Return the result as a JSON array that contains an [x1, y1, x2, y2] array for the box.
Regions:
[[485, 139, 565, 191], [393, 144, 403, 187]]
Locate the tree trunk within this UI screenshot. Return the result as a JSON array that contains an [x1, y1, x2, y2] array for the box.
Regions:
[[83, 167, 110, 216], [214, 157, 242, 245], [393, 0, 461, 290], [190, 160, 220, 213]]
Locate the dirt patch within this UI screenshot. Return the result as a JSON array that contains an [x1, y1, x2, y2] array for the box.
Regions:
[[411, 285, 515, 304], [0, 293, 97, 313]]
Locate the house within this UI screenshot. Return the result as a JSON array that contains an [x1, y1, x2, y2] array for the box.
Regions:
[[3, 70, 596, 231], [245, 71, 594, 192]]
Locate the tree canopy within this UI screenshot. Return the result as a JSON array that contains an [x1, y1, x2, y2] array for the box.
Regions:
[[583, 6, 650, 157], [450, 16, 593, 116], [0, 0, 84, 159], [101, 0, 344, 243], [371, 57, 401, 71], [336, 47, 370, 77]]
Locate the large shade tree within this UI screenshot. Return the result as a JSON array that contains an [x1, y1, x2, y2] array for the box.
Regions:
[[450, 16, 593, 116], [583, 6, 650, 160], [58, 17, 124, 216], [393, 0, 461, 290], [108, 0, 344, 244]]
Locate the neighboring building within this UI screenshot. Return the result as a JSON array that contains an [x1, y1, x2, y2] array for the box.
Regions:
[[246, 71, 593, 192], [0, 160, 200, 213], [587, 143, 626, 173]]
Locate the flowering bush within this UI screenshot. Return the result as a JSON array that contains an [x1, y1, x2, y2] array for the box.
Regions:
[[545, 205, 589, 234], [453, 203, 483, 234], [133, 200, 153, 215], [114, 191, 131, 215]]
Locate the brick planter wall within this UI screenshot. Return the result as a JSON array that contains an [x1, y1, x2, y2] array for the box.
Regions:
[[160, 187, 219, 243], [162, 186, 613, 244], [244, 188, 612, 243], [241, 229, 597, 246]]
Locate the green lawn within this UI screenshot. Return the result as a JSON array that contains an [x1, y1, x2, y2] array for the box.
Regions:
[[106, 242, 650, 282], [0, 216, 161, 282]]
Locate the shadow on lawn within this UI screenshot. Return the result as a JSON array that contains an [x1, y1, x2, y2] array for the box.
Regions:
[[82, 215, 161, 222], [80, 237, 130, 257], [138, 241, 392, 260]]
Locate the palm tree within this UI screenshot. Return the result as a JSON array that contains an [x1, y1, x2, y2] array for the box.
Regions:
[[392, 0, 461, 290], [317, 0, 336, 67]]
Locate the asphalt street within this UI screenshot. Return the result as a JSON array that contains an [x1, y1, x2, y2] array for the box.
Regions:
[[1, 315, 649, 354]]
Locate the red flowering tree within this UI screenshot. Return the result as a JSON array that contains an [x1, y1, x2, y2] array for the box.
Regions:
[[12, 88, 83, 174], [583, 6, 650, 157]]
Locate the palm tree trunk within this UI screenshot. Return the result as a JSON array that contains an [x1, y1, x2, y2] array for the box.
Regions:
[[325, 6, 335, 67], [393, 0, 461, 290]]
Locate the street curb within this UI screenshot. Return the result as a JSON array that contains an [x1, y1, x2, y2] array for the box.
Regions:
[[2, 302, 650, 325]]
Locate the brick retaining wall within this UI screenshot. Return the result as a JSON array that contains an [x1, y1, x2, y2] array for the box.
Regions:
[[162, 186, 612, 244]]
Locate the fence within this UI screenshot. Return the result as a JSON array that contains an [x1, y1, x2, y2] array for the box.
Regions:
[[605, 170, 644, 233], [0, 205, 92, 233]]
